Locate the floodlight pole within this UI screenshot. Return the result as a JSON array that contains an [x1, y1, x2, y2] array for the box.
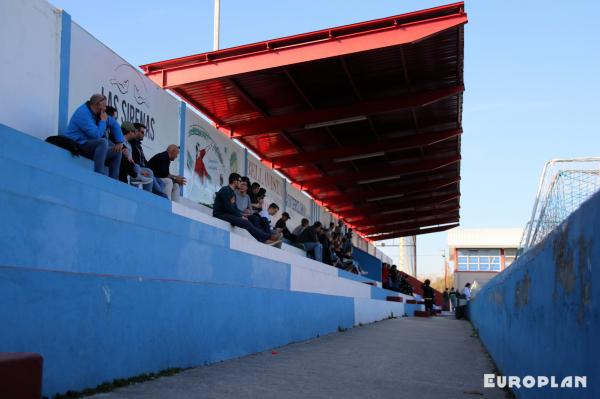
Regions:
[[213, 0, 221, 51]]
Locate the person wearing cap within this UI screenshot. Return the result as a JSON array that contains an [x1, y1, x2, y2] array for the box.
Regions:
[[62, 94, 124, 179], [275, 212, 295, 242], [119, 122, 166, 197]]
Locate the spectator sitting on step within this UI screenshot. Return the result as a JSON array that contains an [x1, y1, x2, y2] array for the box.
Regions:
[[234, 177, 253, 216], [105, 106, 118, 140], [252, 188, 267, 213], [62, 94, 123, 179], [148, 145, 187, 202], [129, 123, 148, 166], [128, 123, 166, 197], [382, 263, 390, 289], [248, 182, 261, 204], [339, 241, 366, 275], [275, 212, 295, 242], [388, 264, 399, 290], [298, 221, 324, 262], [335, 220, 346, 235], [399, 272, 413, 296], [323, 222, 335, 242], [258, 203, 283, 243], [213, 173, 281, 246], [292, 218, 310, 238], [318, 225, 332, 265], [118, 122, 154, 190], [329, 234, 345, 269]]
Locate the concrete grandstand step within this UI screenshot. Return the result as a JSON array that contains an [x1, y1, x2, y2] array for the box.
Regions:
[[0, 152, 400, 300], [0, 124, 170, 212], [0, 157, 232, 247], [0, 126, 410, 397]]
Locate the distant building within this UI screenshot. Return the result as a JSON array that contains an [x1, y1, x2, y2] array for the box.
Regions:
[[447, 228, 523, 294]]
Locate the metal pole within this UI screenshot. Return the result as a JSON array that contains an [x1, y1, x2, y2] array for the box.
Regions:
[[413, 235, 417, 278], [213, 0, 220, 51]]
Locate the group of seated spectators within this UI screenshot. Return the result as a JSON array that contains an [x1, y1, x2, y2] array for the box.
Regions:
[[58, 95, 368, 273], [213, 173, 366, 274], [382, 263, 414, 295], [58, 94, 186, 201]]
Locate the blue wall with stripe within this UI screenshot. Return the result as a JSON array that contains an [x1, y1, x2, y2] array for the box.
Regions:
[[353, 247, 382, 282], [0, 124, 396, 397], [469, 192, 600, 398]]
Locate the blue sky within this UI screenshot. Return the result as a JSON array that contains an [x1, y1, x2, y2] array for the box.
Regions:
[[51, 0, 600, 277]]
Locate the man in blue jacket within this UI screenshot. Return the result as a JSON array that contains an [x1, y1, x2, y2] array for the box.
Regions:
[[62, 94, 123, 179]]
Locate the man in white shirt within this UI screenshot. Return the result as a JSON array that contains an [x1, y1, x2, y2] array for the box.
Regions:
[[462, 283, 472, 301]]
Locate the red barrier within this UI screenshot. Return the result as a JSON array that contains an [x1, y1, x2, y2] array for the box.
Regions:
[[0, 353, 43, 399]]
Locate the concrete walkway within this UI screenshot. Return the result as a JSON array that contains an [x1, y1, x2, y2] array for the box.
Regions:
[[91, 315, 508, 399]]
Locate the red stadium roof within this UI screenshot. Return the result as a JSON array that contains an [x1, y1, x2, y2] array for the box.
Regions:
[[141, 2, 467, 240]]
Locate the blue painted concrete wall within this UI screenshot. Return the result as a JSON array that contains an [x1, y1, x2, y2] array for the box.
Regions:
[[353, 247, 382, 282], [469, 191, 600, 399], [0, 125, 363, 396], [1, 266, 353, 396]]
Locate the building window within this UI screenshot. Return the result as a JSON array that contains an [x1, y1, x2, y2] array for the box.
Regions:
[[504, 248, 517, 267], [457, 249, 501, 272]]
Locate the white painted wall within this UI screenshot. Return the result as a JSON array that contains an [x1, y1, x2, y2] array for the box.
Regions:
[[0, 0, 60, 138], [285, 183, 311, 225], [68, 22, 180, 172], [1, 0, 397, 274], [354, 298, 405, 325], [247, 155, 285, 210]]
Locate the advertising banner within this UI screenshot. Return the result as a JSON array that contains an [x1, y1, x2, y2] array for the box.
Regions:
[[285, 183, 311, 226], [247, 156, 284, 210], [183, 109, 243, 206], [68, 22, 180, 173]]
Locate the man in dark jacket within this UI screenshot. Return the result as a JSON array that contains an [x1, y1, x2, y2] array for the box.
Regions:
[[422, 279, 435, 314], [298, 221, 323, 262], [275, 212, 295, 242], [129, 123, 149, 167], [213, 173, 280, 245], [148, 145, 186, 201]]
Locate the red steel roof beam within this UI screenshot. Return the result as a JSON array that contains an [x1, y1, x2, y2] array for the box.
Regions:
[[272, 129, 461, 168], [318, 176, 460, 205], [297, 155, 460, 189], [338, 193, 460, 219], [141, 9, 467, 88], [226, 85, 463, 137], [349, 204, 460, 228], [330, 186, 457, 212], [360, 215, 459, 236], [369, 223, 460, 241]]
